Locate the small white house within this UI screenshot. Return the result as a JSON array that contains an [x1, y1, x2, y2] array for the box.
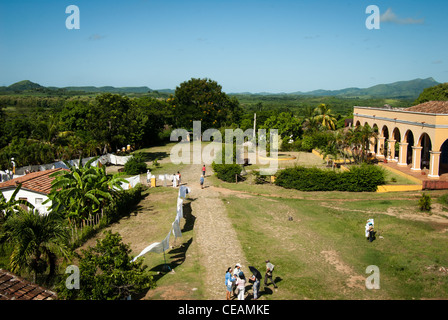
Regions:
[[0, 168, 65, 215]]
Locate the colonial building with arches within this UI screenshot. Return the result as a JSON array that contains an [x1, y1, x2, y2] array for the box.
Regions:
[[353, 101, 448, 179]]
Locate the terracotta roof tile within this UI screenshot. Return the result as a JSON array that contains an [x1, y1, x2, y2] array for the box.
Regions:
[[0, 269, 57, 300], [404, 101, 448, 114], [0, 168, 66, 195]]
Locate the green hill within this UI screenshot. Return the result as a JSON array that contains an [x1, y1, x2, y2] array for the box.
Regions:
[[7, 80, 44, 91], [414, 82, 448, 104], [290, 78, 440, 99]]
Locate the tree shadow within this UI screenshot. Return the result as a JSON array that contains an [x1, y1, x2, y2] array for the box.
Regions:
[[149, 237, 194, 283], [145, 197, 197, 284], [182, 198, 197, 232], [135, 151, 169, 162]]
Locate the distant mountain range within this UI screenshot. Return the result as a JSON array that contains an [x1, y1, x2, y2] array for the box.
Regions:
[[0, 77, 441, 99], [0, 80, 173, 95], [233, 78, 441, 99]]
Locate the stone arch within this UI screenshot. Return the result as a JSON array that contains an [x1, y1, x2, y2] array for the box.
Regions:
[[404, 129, 415, 165], [418, 132, 432, 169], [372, 124, 379, 154], [390, 128, 401, 161], [439, 139, 448, 175], [380, 125, 390, 157]]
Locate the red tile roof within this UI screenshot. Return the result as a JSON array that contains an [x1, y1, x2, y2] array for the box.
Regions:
[[404, 101, 448, 114], [0, 269, 57, 300], [0, 168, 66, 195]]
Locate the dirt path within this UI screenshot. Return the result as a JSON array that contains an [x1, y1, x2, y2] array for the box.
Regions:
[[179, 162, 248, 300]]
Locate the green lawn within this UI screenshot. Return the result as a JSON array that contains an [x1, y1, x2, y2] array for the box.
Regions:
[[219, 183, 448, 299]]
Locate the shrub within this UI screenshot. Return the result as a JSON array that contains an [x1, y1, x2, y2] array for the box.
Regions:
[[274, 164, 385, 192], [124, 155, 147, 175], [418, 193, 431, 212], [212, 163, 243, 183]]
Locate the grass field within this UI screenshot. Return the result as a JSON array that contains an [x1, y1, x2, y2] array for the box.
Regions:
[[4, 142, 443, 300], [214, 176, 448, 299], [83, 144, 448, 299]]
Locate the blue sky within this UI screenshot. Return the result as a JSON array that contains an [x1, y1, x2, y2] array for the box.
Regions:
[[0, 0, 447, 93]]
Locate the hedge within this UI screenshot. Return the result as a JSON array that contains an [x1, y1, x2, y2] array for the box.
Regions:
[[212, 163, 243, 183], [274, 164, 385, 192]]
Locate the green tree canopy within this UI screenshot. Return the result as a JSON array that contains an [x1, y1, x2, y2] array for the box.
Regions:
[[172, 78, 242, 129], [414, 83, 448, 104], [57, 231, 154, 300]]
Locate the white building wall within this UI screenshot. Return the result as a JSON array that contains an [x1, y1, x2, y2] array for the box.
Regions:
[[1, 189, 51, 215]]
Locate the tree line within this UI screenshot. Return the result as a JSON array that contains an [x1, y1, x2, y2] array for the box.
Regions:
[[1, 77, 431, 171]]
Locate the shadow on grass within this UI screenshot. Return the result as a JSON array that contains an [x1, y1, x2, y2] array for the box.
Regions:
[[135, 151, 169, 162], [148, 197, 197, 283]]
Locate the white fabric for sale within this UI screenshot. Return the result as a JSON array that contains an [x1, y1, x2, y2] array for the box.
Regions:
[[176, 197, 183, 220], [178, 186, 191, 199], [131, 228, 172, 262], [172, 217, 182, 239]]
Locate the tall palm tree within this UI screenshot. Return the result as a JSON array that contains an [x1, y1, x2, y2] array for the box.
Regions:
[[302, 106, 320, 133], [314, 104, 337, 130], [345, 124, 377, 163], [3, 208, 70, 283]]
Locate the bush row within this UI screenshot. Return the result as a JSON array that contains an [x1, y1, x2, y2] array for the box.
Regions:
[[212, 163, 243, 183], [274, 164, 385, 192]]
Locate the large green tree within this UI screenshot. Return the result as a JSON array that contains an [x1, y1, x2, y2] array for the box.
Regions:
[[172, 78, 242, 129], [414, 83, 448, 104], [57, 231, 154, 300]]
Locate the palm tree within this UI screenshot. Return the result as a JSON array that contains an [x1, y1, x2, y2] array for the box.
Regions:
[[314, 104, 337, 130], [3, 208, 70, 283], [345, 124, 377, 163], [46, 156, 127, 227], [302, 106, 320, 133]]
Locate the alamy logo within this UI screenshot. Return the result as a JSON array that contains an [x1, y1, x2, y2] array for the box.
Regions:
[[365, 265, 380, 289], [170, 121, 279, 175], [65, 265, 80, 289], [66, 5, 80, 30], [365, 5, 380, 30]]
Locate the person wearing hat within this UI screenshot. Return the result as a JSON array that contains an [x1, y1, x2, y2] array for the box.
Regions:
[[232, 263, 245, 296], [264, 260, 277, 288]]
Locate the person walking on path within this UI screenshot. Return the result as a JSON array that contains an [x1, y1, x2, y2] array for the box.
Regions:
[[202, 164, 206, 176], [225, 267, 236, 300], [177, 171, 181, 186], [200, 175, 205, 189], [264, 260, 277, 289]]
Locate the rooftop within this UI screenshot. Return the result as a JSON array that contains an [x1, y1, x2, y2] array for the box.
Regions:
[[0, 269, 57, 300], [404, 101, 448, 114], [0, 168, 65, 195]]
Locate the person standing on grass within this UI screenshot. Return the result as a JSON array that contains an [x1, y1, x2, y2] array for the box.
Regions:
[[249, 273, 260, 300], [264, 260, 277, 288], [236, 273, 246, 300], [200, 175, 204, 189], [225, 267, 236, 300]]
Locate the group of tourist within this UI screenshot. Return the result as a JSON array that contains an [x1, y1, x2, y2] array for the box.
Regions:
[[225, 260, 277, 300]]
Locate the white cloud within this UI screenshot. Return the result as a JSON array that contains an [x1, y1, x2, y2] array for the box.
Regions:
[[380, 8, 424, 25]]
